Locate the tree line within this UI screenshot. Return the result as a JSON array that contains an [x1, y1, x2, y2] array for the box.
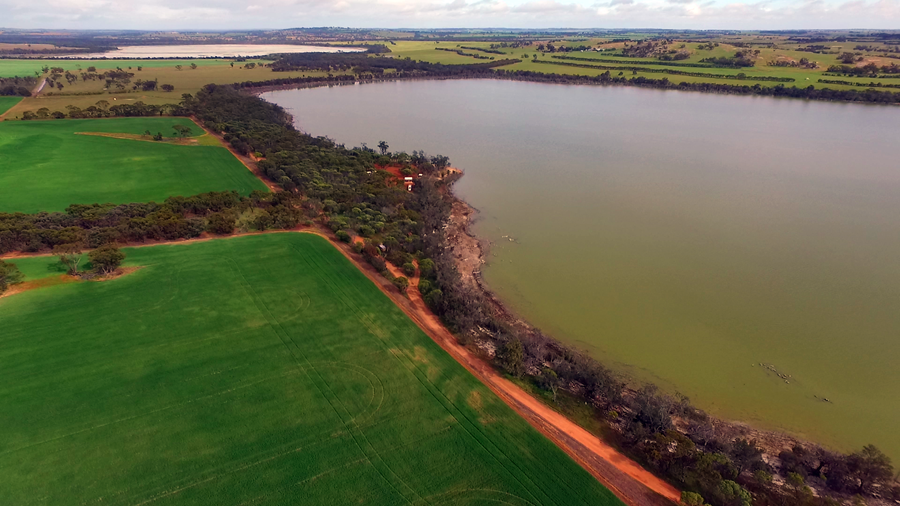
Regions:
[[536, 59, 794, 83], [0, 191, 308, 255], [552, 54, 721, 69], [826, 63, 900, 77], [435, 48, 495, 60], [0, 76, 37, 97], [20, 99, 183, 120], [818, 79, 900, 89], [492, 68, 900, 104], [268, 52, 519, 74]]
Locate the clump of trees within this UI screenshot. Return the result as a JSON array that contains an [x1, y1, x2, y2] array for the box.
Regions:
[[827, 62, 900, 77], [172, 124, 193, 138], [0, 191, 305, 255], [0, 259, 24, 294], [22, 99, 183, 120], [54, 243, 83, 275], [700, 49, 759, 68], [0, 76, 36, 97], [88, 245, 125, 274]]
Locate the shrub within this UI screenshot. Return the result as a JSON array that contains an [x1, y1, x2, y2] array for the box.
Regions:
[[207, 213, 236, 235], [328, 217, 348, 232], [368, 255, 386, 272], [358, 224, 375, 237], [88, 245, 126, 274], [183, 218, 207, 238], [498, 338, 524, 377], [86, 227, 122, 248], [335, 230, 351, 243], [418, 258, 435, 279], [392, 276, 409, 293], [402, 262, 416, 276], [423, 288, 443, 310], [682, 491, 705, 506], [0, 259, 24, 294]]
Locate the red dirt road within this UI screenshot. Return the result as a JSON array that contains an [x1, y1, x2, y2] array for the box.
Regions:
[[328, 238, 679, 506]]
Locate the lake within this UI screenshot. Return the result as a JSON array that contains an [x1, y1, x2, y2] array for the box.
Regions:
[[263, 79, 900, 460], [69, 44, 361, 58]]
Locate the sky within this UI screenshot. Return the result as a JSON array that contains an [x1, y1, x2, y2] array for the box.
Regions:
[[1, 0, 899, 31]]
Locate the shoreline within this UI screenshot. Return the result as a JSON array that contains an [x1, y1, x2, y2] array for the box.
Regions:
[[439, 179, 881, 492], [243, 72, 900, 106]]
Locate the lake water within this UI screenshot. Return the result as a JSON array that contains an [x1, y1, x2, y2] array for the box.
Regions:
[[263, 80, 900, 460], [70, 44, 361, 59]]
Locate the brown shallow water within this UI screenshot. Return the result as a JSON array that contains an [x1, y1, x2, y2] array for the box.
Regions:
[[264, 80, 900, 460]]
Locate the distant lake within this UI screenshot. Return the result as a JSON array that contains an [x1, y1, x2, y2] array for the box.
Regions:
[[69, 44, 361, 59], [264, 80, 900, 461]]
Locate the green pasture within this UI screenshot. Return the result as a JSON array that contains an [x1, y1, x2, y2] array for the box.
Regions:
[[0, 117, 267, 213], [387, 39, 900, 93], [0, 96, 22, 115], [506, 59, 878, 92], [0, 233, 621, 506], [0, 58, 232, 77], [386, 41, 501, 64]]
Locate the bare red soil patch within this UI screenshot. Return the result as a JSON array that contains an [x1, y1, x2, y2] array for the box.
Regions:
[[0, 274, 78, 300]]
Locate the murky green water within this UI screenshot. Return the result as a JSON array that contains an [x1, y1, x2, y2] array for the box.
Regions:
[[264, 80, 900, 460]]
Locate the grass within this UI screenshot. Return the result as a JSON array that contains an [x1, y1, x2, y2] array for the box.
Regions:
[[0, 233, 622, 506], [0, 96, 22, 115], [0, 58, 233, 78], [0, 117, 267, 213]]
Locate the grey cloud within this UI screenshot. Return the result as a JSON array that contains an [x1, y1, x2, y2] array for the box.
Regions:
[[1, 0, 900, 29]]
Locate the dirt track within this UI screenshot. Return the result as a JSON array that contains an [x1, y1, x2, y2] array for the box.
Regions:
[[366, 246, 679, 506]]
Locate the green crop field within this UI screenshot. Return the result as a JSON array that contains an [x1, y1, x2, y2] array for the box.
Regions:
[[0, 117, 267, 213], [0, 58, 233, 78], [0, 233, 621, 506], [0, 96, 22, 115]]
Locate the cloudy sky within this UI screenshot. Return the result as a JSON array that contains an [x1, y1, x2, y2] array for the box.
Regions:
[[2, 0, 898, 30]]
